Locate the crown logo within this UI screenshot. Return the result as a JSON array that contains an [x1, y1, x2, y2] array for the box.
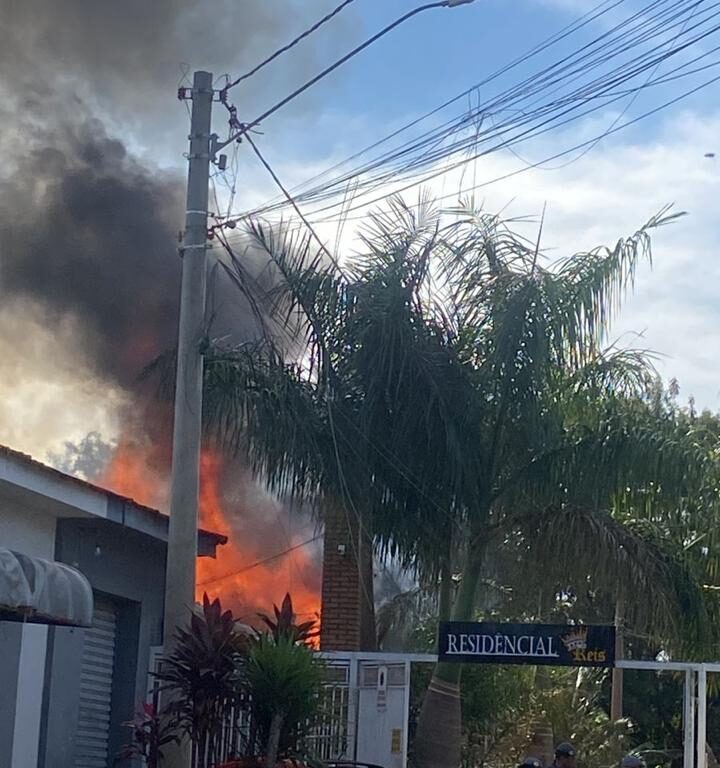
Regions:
[[561, 627, 588, 652]]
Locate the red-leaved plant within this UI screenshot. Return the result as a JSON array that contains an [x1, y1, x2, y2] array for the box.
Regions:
[[155, 594, 249, 768], [257, 593, 319, 646], [116, 702, 178, 768]]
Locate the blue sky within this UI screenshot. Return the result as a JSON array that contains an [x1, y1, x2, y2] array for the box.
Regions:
[[226, 0, 716, 161]]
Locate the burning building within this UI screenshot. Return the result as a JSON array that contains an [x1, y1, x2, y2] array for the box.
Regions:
[[96, 427, 322, 627]]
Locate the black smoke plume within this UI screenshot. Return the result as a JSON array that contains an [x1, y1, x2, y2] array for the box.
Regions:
[[0, 116, 184, 386], [0, 0, 346, 389], [0, 2, 345, 615]]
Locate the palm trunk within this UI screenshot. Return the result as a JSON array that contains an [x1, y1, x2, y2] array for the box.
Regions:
[[266, 712, 284, 768], [414, 549, 484, 768], [527, 720, 554, 768], [528, 667, 554, 767]]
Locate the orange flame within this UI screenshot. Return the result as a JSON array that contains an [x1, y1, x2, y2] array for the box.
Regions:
[[100, 436, 167, 510], [100, 438, 321, 630], [196, 448, 321, 629]]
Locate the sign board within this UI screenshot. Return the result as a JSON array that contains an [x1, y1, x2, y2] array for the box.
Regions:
[[438, 622, 615, 667]]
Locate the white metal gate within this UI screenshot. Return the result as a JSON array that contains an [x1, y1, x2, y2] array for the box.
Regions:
[[616, 659, 713, 768], [306, 661, 352, 760], [74, 600, 118, 768], [319, 651, 435, 768]]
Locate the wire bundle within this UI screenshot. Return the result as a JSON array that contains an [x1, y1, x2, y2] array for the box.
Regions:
[[216, 0, 720, 237]]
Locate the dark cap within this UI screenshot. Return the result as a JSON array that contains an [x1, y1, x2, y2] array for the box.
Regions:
[[621, 756, 646, 768], [519, 758, 543, 768], [556, 744, 576, 758]]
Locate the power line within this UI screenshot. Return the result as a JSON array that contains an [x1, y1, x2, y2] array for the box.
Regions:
[[215, 0, 471, 153], [308, 68, 720, 222], [250, 0, 624, 212], [535, 0, 705, 171], [294, 10, 720, 223], [218, 0, 720, 227], [243, 132, 347, 278], [197, 534, 321, 587], [223, 0, 659, 216], [223, 52, 719, 235], [220, 0, 356, 96]]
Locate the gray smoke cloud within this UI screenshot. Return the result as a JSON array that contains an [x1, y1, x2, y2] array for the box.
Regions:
[[0, 0, 350, 396], [0, 0, 346, 133], [0, 113, 184, 385]]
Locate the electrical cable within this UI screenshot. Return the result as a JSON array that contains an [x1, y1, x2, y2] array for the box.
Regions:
[[295, 15, 720, 223], [532, 0, 705, 171], [221, 0, 675, 216], [316, 2, 712, 201], [241, 0, 625, 214], [305, 67, 720, 223], [244, 132, 348, 278], [216, 1, 467, 152], [197, 534, 321, 586], [221, 0, 357, 96], [216, 0, 720, 230]]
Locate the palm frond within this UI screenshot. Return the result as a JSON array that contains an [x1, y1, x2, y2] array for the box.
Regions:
[[508, 505, 708, 643]]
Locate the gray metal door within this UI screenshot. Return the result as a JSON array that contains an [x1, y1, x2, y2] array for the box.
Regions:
[[74, 600, 117, 768]]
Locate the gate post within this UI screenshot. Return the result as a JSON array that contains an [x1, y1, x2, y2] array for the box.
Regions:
[[685, 669, 696, 768], [347, 654, 360, 761], [698, 666, 708, 768]]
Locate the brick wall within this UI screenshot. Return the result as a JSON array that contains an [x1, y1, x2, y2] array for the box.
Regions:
[[320, 503, 376, 651]]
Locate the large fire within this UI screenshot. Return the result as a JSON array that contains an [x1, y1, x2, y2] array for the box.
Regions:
[[99, 438, 321, 628]]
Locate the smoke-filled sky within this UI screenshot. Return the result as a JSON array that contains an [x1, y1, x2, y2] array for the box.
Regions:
[[0, 0, 353, 460], [1, 0, 719, 466]]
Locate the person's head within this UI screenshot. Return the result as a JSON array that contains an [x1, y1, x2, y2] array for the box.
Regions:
[[518, 758, 543, 768], [621, 755, 646, 768], [555, 743, 577, 768]]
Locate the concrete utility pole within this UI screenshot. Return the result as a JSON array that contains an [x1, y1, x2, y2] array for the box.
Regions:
[[163, 69, 214, 766]]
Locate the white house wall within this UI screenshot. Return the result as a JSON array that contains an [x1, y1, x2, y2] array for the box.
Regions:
[[0, 502, 56, 768], [0, 502, 57, 557]]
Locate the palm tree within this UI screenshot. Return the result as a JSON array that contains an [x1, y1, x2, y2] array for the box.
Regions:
[[201, 198, 713, 768], [405, 204, 715, 768], [204, 198, 475, 646]]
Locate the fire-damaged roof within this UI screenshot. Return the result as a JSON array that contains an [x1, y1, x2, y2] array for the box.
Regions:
[[0, 443, 228, 549]]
